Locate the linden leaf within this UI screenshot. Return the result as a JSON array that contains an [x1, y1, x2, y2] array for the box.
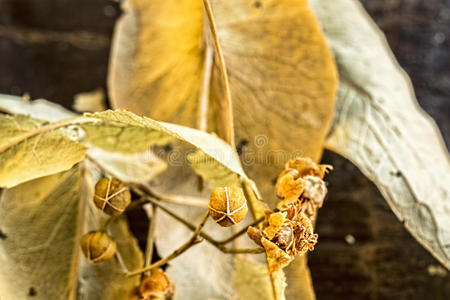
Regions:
[[0, 113, 88, 188], [0, 165, 143, 299], [0, 95, 167, 185], [311, 0, 450, 269], [82, 109, 247, 180], [108, 0, 338, 205]]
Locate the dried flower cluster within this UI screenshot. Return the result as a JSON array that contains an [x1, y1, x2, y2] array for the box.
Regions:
[[248, 157, 332, 272]]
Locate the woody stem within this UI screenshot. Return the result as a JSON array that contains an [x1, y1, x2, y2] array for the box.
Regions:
[[202, 0, 235, 148]]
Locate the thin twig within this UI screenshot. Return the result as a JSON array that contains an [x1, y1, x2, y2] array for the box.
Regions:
[[126, 211, 210, 277], [202, 0, 235, 147], [132, 183, 208, 208], [131, 195, 264, 255], [198, 44, 214, 131], [217, 215, 266, 245]]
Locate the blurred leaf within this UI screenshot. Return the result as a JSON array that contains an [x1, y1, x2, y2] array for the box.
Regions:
[[0, 164, 143, 299], [233, 257, 274, 300], [0, 114, 88, 188], [73, 89, 106, 113], [311, 0, 450, 269], [0, 93, 76, 121], [88, 147, 167, 184]]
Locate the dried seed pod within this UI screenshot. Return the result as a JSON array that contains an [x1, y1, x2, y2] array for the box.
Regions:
[[140, 268, 175, 300], [209, 186, 248, 227], [94, 177, 131, 216], [302, 175, 327, 207], [80, 231, 116, 263]]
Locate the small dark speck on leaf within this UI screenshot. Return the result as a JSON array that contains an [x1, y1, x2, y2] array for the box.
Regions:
[[28, 287, 37, 297], [163, 144, 173, 152], [237, 139, 249, 155], [0, 229, 7, 239], [272, 177, 278, 186], [254, 1, 262, 8], [390, 170, 402, 177]]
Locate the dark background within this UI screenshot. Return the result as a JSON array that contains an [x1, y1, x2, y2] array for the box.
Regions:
[[0, 0, 449, 299]]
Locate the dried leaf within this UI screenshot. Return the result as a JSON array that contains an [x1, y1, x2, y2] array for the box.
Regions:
[[108, 0, 338, 205], [82, 110, 247, 179], [311, 0, 450, 269], [0, 96, 166, 186], [0, 165, 143, 299], [0, 114, 88, 188]]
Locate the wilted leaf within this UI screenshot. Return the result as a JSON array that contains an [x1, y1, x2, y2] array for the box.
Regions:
[[311, 0, 450, 269], [0, 114, 88, 188], [108, 0, 338, 205], [0, 165, 143, 299]]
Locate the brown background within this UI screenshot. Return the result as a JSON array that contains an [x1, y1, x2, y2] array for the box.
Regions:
[[0, 0, 449, 299]]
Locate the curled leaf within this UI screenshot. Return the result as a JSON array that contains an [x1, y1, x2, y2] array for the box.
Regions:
[[311, 0, 450, 269]]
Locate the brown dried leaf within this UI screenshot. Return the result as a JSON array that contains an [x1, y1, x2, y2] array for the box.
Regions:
[[108, 0, 338, 205]]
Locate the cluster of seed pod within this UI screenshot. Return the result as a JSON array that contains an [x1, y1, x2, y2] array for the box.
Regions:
[[80, 177, 131, 264], [247, 157, 332, 273]]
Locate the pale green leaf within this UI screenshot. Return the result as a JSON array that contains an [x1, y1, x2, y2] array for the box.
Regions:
[[0, 164, 143, 300], [82, 109, 247, 180], [0, 114, 88, 188], [0, 95, 166, 186], [311, 0, 450, 269]]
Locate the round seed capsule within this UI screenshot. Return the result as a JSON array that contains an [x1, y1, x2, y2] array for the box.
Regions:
[[93, 177, 131, 216], [80, 231, 116, 263], [209, 186, 248, 227]]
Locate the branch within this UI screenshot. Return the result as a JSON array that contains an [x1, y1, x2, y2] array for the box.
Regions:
[[126, 211, 209, 277], [202, 0, 235, 148]]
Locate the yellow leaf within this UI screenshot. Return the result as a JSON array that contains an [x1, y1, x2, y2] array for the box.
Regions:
[[108, 0, 338, 205], [0, 114, 88, 188]]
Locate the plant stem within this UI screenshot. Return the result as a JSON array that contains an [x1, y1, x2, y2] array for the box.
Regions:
[[217, 215, 266, 245], [198, 44, 214, 132], [132, 182, 208, 208], [202, 0, 235, 148], [242, 178, 266, 221], [126, 211, 210, 277], [131, 195, 264, 255], [100, 216, 116, 231]]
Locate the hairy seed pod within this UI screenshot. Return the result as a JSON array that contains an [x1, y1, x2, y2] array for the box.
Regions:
[[80, 231, 116, 263], [94, 177, 131, 216], [140, 268, 175, 300], [209, 186, 248, 227]]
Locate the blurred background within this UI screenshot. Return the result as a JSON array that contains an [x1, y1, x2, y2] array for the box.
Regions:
[[0, 0, 448, 298]]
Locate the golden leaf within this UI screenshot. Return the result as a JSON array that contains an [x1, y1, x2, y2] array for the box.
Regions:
[[108, 0, 338, 204]]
